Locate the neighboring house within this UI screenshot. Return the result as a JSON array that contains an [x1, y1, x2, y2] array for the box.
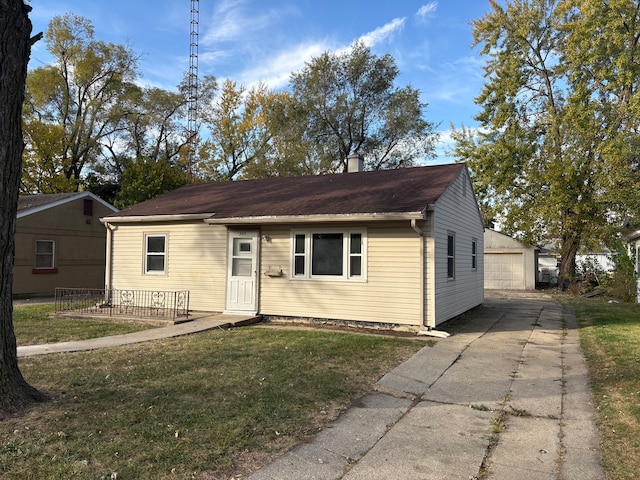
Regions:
[[576, 250, 615, 276], [15, 192, 118, 297], [101, 161, 484, 329], [623, 229, 640, 302], [484, 229, 538, 290]]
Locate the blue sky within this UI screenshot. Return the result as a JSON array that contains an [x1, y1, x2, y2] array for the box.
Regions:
[[28, 1, 493, 164]]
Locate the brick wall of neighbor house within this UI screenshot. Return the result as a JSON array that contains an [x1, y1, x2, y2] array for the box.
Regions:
[[14, 198, 113, 295], [258, 222, 423, 326], [430, 168, 485, 325], [108, 221, 228, 312]]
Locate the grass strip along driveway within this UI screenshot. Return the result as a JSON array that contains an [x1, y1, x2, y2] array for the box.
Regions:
[[3, 305, 427, 479], [560, 296, 640, 480]]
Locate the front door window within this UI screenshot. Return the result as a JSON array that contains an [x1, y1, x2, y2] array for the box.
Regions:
[[232, 239, 253, 276]]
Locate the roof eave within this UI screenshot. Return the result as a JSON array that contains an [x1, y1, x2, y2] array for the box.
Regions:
[[100, 213, 215, 224], [623, 229, 640, 242], [204, 212, 425, 225], [18, 191, 117, 219]]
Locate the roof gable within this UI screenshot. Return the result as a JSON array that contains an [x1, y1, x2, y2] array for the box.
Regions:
[[18, 192, 118, 219], [106, 163, 466, 221]]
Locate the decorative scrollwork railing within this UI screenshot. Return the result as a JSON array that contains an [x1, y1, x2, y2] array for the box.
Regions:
[[55, 288, 190, 320]]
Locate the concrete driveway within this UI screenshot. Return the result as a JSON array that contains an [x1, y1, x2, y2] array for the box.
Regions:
[[249, 292, 604, 480]]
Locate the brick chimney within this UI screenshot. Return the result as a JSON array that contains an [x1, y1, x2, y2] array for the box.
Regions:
[[347, 152, 364, 173]]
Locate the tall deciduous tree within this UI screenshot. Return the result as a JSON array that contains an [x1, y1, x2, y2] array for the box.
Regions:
[[289, 41, 437, 173], [198, 79, 273, 180], [23, 13, 138, 191], [453, 0, 640, 278], [0, 0, 46, 416]]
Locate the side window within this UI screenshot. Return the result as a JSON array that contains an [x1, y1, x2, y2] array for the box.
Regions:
[[447, 233, 455, 279], [35, 240, 55, 269], [145, 234, 166, 274], [471, 239, 477, 270], [349, 233, 363, 277], [293, 234, 306, 276]]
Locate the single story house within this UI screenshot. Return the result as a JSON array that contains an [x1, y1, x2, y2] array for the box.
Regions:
[[484, 229, 538, 290], [101, 160, 484, 329], [15, 191, 118, 296], [623, 229, 640, 302]]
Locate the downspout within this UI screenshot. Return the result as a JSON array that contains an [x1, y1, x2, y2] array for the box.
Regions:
[[411, 219, 425, 332], [104, 222, 116, 303], [413, 217, 450, 338]]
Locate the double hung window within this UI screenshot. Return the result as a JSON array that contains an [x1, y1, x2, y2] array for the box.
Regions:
[[292, 230, 366, 280], [447, 233, 455, 279], [145, 234, 166, 274], [471, 239, 477, 270], [35, 240, 55, 269]]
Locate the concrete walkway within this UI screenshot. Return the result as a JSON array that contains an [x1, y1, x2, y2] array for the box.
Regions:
[[249, 293, 605, 480], [17, 313, 258, 357]]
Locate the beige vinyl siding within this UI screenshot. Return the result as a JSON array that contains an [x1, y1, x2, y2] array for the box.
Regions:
[[14, 198, 112, 295], [259, 223, 423, 326], [109, 222, 227, 311], [431, 169, 484, 325]]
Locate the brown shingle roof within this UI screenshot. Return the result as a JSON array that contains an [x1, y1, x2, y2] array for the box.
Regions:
[[18, 192, 80, 213], [106, 163, 465, 220]]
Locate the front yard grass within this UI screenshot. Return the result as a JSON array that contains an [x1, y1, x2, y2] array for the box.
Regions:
[[4, 323, 427, 479], [14, 303, 155, 345], [561, 296, 640, 480]]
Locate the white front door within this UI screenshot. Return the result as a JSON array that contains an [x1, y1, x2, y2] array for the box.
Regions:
[[225, 231, 258, 314]]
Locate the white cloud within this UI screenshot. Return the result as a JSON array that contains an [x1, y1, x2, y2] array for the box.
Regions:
[[416, 2, 438, 23], [202, 0, 281, 45], [356, 17, 406, 48], [238, 41, 331, 89]]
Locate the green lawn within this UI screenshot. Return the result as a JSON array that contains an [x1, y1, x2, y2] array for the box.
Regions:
[[560, 296, 640, 480], [13, 303, 155, 345], [4, 314, 428, 479]]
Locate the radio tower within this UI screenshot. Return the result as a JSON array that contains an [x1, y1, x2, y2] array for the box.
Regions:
[[187, 0, 199, 182]]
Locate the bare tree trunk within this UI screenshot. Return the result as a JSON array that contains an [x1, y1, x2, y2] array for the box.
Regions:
[[0, 0, 46, 417]]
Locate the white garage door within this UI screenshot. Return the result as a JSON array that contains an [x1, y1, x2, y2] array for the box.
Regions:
[[485, 253, 524, 290]]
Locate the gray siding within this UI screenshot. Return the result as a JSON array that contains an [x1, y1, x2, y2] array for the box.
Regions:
[[431, 168, 484, 325]]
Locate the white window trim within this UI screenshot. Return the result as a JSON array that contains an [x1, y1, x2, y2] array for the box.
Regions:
[[144, 233, 167, 275], [471, 238, 477, 271], [291, 228, 367, 282], [447, 232, 455, 280], [35, 240, 55, 269]]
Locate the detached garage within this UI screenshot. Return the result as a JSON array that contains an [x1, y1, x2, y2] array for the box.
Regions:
[[484, 229, 538, 290]]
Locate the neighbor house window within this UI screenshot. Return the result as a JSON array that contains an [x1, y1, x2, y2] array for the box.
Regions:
[[447, 233, 455, 279], [292, 229, 366, 280], [471, 239, 477, 270], [35, 240, 55, 269], [145, 234, 166, 274]]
